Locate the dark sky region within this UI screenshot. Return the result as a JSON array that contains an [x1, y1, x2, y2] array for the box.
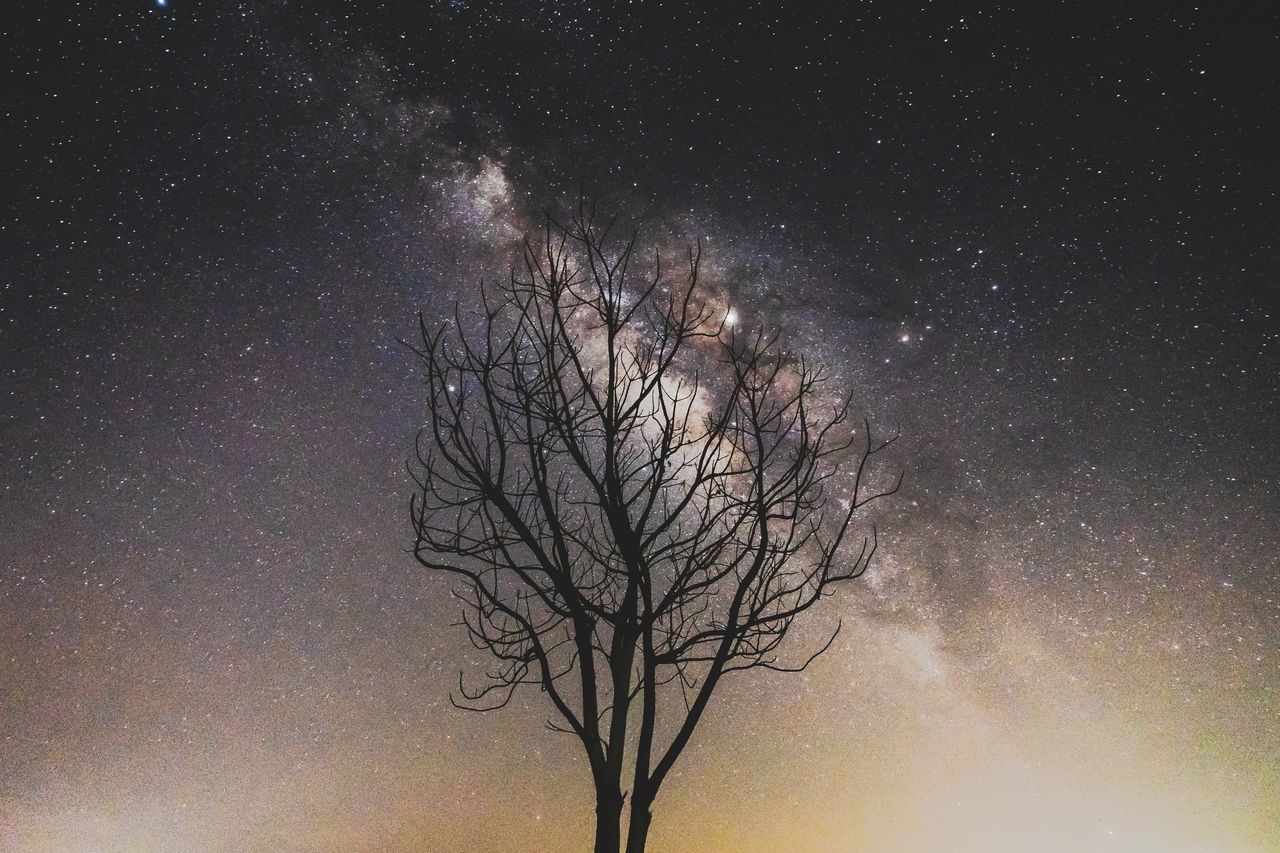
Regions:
[[2, 2, 1277, 850]]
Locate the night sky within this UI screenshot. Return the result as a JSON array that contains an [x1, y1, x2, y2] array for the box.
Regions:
[[3, 2, 1278, 851]]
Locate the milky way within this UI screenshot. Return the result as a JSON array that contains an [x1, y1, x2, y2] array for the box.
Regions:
[[2, 3, 1277, 851]]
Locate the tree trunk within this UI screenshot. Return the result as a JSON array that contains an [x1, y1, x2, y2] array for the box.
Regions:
[[594, 787, 624, 853], [624, 790, 653, 853]]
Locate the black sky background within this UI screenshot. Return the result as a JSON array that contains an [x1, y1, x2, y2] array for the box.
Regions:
[[6, 1, 1277, 454], [2, 2, 1278, 850]]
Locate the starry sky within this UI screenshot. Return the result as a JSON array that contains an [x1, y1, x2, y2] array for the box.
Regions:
[[2, 2, 1278, 851]]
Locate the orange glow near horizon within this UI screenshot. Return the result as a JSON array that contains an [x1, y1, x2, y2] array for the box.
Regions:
[[4, 555, 1275, 852]]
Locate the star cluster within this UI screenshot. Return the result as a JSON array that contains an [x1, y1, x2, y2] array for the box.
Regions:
[[2, 3, 1277, 851]]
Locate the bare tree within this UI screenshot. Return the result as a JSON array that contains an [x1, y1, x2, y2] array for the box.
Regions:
[[407, 201, 900, 852]]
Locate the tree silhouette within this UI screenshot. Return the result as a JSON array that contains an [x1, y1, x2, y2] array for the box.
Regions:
[[407, 201, 900, 852]]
